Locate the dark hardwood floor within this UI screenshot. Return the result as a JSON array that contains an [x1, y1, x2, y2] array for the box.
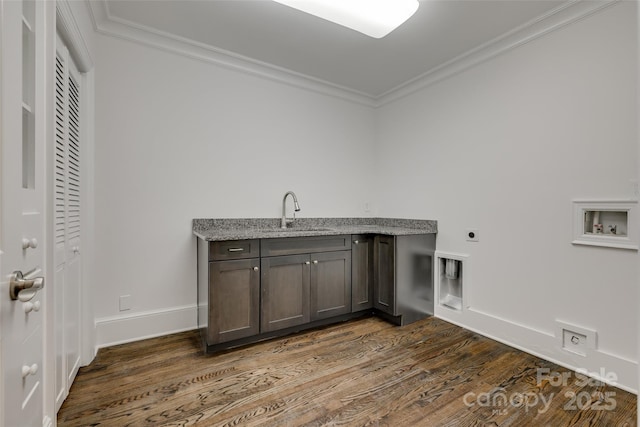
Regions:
[[58, 317, 637, 426]]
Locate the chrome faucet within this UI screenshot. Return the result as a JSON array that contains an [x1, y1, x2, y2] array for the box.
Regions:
[[281, 191, 300, 229]]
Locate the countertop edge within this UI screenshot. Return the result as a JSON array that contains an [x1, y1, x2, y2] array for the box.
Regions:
[[193, 217, 437, 242]]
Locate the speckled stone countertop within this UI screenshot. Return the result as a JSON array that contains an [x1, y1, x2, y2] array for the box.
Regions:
[[193, 218, 437, 241]]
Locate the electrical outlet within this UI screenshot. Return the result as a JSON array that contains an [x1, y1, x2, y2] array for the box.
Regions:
[[556, 320, 596, 357], [563, 329, 588, 356], [119, 295, 132, 312], [466, 229, 479, 242]]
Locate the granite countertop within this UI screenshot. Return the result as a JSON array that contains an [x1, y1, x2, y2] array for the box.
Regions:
[[193, 217, 437, 241]]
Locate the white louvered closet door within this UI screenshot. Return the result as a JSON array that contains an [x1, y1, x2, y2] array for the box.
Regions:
[[54, 33, 82, 412]]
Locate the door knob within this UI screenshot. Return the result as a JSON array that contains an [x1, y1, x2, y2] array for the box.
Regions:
[[9, 271, 45, 301]]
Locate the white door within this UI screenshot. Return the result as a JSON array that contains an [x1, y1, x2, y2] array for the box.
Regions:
[[0, 0, 47, 426], [54, 33, 83, 411]]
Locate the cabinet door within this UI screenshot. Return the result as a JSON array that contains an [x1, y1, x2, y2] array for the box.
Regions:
[[351, 235, 374, 312], [374, 235, 396, 315], [208, 258, 260, 344], [261, 254, 310, 332], [310, 251, 352, 321]]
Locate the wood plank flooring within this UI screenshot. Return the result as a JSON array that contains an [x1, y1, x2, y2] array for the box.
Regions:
[[58, 317, 637, 426]]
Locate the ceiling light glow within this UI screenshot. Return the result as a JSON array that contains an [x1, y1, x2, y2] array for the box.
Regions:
[[273, 0, 420, 39]]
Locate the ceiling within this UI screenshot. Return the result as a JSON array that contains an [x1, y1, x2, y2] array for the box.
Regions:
[[98, 0, 568, 99]]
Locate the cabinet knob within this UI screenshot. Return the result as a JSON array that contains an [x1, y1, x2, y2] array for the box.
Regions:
[[21, 364, 38, 378], [353, 240, 359, 244], [22, 238, 38, 250], [304, 261, 310, 265], [23, 300, 41, 313], [253, 266, 259, 271], [312, 260, 318, 264]]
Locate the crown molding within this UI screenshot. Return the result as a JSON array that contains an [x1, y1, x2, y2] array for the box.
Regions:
[[57, 0, 94, 72], [87, 0, 618, 109], [375, 0, 620, 107], [86, 0, 376, 107]]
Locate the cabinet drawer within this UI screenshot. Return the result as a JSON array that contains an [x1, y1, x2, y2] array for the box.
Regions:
[[261, 235, 351, 257], [209, 240, 259, 261]]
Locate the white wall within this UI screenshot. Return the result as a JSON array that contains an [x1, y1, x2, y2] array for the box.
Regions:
[[375, 2, 638, 391], [637, 1, 640, 420], [93, 34, 376, 344], [90, 0, 638, 391]]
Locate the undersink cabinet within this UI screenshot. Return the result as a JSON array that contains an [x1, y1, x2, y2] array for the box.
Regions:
[[261, 235, 351, 332], [261, 250, 352, 332]]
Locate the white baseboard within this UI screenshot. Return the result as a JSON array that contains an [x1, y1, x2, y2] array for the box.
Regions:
[[94, 302, 636, 393], [95, 304, 197, 350], [435, 305, 638, 394]]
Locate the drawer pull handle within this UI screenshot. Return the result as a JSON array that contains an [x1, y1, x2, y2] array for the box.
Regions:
[[227, 248, 244, 252]]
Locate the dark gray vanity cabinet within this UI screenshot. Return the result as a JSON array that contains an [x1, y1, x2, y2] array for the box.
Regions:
[[197, 239, 260, 346], [197, 230, 435, 352], [351, 235, 374, 312]]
